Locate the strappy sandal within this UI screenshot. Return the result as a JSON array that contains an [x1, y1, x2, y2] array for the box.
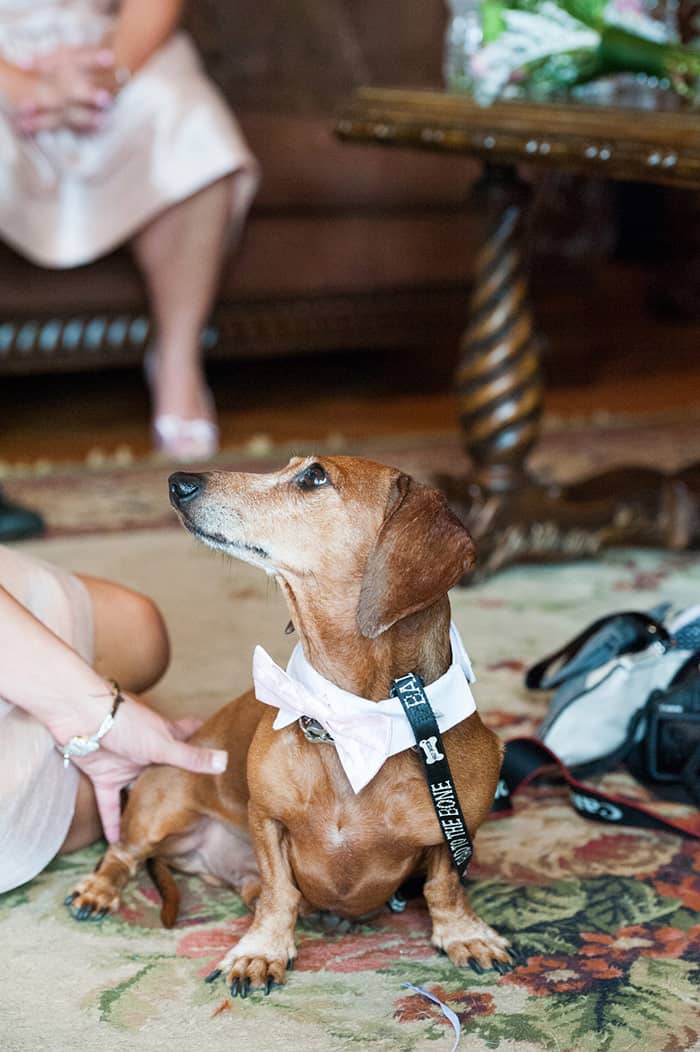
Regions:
[[151, 414, 219, 462], [143, 350, 220, 462]]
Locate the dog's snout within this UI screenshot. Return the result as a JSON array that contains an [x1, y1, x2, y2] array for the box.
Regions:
[[169, 472, 205, 507]]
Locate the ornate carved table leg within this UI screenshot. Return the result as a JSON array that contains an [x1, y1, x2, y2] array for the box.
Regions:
[[455, 164, 542, 495], [441, 163, 700, 581]]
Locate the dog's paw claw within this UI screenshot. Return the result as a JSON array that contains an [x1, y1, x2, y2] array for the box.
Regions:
[[205, 969, 222, 984], [65, 874, 121, 921], [218, 954, 292, 996], [439, 924, 513, 973], [69, 900, 110, 921], [213, 934, 296, 996]]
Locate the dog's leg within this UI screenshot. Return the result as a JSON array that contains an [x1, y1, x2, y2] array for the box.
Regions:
[[66, 839, 147, 920], [65, 768, 199, 922], [423, 845, 513, 973], [212, 804, 300, 995]]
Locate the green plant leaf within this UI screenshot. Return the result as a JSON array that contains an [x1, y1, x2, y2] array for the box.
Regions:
[[469, 878, 586, 933], [468, 1008, 559, 1050], [608, 957, 700, 1049], [515, 920, 581, 957], [579, 877, 678, 933]]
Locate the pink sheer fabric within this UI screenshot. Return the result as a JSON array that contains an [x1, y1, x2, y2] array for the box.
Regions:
[[0, 545, 93, 893], [0, 0, 258, 267]]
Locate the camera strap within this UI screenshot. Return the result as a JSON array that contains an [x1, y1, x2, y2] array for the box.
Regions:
[[491, 736, 700, 840], [391, 672, 473, 883], [525, 611, 670, 690]]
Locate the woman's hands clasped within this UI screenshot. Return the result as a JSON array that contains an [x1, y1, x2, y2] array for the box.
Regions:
[[4, 45, 123, 136]]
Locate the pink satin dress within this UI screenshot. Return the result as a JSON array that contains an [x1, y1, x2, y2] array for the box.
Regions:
[[0, 0, 258, 267]]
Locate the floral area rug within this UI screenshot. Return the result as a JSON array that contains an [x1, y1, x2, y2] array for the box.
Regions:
[[1, 521, 699, 1052]]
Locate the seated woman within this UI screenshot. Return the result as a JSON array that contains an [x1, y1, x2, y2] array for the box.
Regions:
[[0, 0, 259, 460], [0, 544, 227, 893]]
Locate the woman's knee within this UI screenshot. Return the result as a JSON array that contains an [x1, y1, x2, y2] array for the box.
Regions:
[[79, 575, 170, 693], [123, 590, 170, 689]]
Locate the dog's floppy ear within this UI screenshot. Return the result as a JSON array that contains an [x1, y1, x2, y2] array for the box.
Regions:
[[357, 473, 476, 639]]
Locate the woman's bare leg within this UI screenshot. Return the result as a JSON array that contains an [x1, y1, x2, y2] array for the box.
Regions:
[[59, 575, 171, 852], [59, 775, 102, 854], [78, 574, 170, 693], [131, 175, 235, 439]]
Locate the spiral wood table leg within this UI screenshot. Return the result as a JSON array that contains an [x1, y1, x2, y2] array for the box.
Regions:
[[440, 163, 700, 581], [456, 166, 542, 494]]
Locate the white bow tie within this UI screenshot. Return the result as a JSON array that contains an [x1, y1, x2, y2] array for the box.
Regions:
[[252, 623, 477, 793]]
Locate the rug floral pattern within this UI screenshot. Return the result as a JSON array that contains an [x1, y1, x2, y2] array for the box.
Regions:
[[2, 531, 700, 1050], [3, 808, 698, 1052]]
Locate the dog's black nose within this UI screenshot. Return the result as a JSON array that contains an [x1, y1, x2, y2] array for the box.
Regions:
[[169, 472, 204, 507]]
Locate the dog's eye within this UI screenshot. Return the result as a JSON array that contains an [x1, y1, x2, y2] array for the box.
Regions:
[[295, 463, 330, 491]]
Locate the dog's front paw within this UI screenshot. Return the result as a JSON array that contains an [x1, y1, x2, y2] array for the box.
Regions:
[[435, 919, 515, 974], [205, 932, 296, 997], [64, 874, 121, 921]]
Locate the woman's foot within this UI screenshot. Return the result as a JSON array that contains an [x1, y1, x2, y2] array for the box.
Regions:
[[144, 350, 220, 462]]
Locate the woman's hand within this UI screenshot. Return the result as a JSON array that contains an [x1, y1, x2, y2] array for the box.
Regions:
[[73, 695, 227, 843], [0, 65, 65, 135], [0, 584, 224, 846], [28, 46, 118, 133]]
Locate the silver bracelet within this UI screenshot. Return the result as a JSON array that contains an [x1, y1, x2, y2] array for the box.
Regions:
[[61, 679, 124, 768]]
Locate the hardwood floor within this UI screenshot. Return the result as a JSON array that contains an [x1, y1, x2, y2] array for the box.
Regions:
[[2, 348, 699, 468], [2, 260, 700, 467]]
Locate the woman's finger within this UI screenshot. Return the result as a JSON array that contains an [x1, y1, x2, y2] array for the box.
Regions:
[[63, 76, 113, 109], [57, 44, 114, 71], [92, 781, 122, 844], [14, 109, 64, 134], [153, 737, 228, 775], [31, 45, 114, 74], [64, 103, 107, 133]]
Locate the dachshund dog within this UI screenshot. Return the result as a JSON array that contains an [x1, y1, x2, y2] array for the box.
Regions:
[[66, 456, 510, 993]]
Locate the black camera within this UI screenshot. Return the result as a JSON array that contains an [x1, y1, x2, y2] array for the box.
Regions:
[[630, 653, 700, 806], [645, 672, 700, 782]]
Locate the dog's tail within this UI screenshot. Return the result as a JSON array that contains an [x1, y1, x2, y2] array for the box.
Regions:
[[146, 857, 180, 928]]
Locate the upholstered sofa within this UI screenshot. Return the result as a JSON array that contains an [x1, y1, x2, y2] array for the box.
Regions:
[[0, 0, 482, 375]]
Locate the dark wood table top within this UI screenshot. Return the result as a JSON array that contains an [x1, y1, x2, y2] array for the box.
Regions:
[[336, 87, 700, 189]]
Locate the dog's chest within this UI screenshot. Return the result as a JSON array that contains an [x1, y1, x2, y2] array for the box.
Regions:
[[265, 736, 444, 845], [268, 748, 443, 911], [285, 795, 420, 913]]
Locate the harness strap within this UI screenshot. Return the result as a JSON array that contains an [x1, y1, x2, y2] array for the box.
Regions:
[[391, 672, 473, 883]]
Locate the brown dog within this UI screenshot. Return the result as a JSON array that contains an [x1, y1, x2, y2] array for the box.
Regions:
[[66, 456, 510, 992]]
